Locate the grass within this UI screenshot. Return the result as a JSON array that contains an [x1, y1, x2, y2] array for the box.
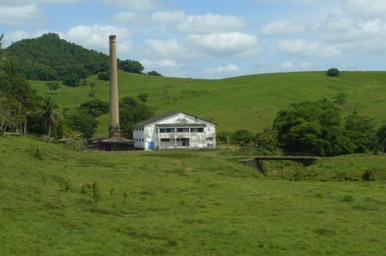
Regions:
[[1, 135, 386, 255], [6, 71, 386, 254], [30, 71, 386, 136]]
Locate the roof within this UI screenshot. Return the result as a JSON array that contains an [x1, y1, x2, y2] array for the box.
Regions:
[[156, 123, 206, 128], [133, 112, 179, 127], [133, 112, 215, 127]]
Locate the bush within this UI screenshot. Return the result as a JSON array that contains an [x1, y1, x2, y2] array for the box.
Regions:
[[97, 72, 109, 81], [326, 68, 340, 77], [362, 169, 375, 181]]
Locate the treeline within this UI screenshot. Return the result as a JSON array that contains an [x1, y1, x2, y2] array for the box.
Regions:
[[5, 33, 159, 87], [218, 95, 386, 156]]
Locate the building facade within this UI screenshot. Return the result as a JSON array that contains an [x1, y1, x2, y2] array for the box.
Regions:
[[133, 112, 216, 150]]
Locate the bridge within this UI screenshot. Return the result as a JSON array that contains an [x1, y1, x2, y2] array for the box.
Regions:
[[240, 156, 320, 176]]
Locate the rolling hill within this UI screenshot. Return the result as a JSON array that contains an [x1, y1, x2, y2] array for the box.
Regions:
[[30, 70, 386, 136]]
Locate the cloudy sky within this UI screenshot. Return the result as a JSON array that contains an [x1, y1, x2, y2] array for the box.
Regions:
[[1, 0, 386, 79]]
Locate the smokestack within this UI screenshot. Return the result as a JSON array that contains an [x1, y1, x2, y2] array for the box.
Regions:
[[108, 35, 121, 138]]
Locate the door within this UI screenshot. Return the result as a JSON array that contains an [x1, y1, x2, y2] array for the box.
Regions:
[[148, 141, 155, 150]]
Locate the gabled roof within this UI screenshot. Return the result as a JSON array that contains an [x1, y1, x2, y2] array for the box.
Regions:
[[133, 112, 215, 127], [133, 112, 179, 127]]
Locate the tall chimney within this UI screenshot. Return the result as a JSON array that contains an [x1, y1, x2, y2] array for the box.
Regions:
[[108, 35, 121, 138]]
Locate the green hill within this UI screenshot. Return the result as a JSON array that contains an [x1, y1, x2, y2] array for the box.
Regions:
[[6, 33, 109, 81], [30, 70, 386, 136]]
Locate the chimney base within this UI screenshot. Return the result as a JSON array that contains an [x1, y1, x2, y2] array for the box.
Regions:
[[109, 126, 121, 138]]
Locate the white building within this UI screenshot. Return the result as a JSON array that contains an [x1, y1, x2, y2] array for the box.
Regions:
[[133, 112, 216, 150]]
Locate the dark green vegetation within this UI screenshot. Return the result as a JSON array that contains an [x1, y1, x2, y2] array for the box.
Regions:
[[6, 33, 108, 82], [1, 136, 386, 255], [326, 68, 340, 77], [273, 98, 377, 156], [5, 33, 146, 85]]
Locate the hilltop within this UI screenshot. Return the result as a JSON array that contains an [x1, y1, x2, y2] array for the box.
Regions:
[[6, 33, 109, 81], [5, 33, 144, 85]]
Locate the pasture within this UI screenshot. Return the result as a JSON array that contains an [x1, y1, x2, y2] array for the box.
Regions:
[[1, 135, 386, 255]]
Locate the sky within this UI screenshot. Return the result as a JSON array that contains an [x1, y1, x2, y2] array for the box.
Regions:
[[1, 0, 386, 79]]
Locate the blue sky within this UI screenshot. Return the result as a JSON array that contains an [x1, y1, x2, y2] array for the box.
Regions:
[[2, 0, 386, 79]]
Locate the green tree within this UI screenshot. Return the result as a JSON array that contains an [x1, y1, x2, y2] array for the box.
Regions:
[[63, 110, 98, 138], [0, 59, 39, 132], [46, 81, 61, 94], [376, 125, 386, 153], [233, 129, 255, 144], [40, 97, 62, 139], [344, 111, 376, 153], [147, 70, 162, 76], [79, 99, 109, 117], [97, 72, 109, 81], [326, 68, 340, 77], [63, 74, 80, 87], [90, 82, 96, 91], [119, 97, 154, 138], [255, 127, 278, 152], [118, 59, 144, 73], [273, 99, 345, 156]]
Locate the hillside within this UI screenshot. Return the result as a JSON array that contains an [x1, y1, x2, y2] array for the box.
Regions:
[[6, 33, 109, 81], [1, 135, 386, 255], [30, 70, 386, 136]]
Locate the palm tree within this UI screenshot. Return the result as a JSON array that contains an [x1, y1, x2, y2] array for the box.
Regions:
[[40, 97, 62, 139]]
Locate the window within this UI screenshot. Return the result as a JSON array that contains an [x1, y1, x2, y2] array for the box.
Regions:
[[161, 138, 170, 142], [191, 127, 204, 133], [177, 128, 189, 133], [160, 128, 174, 133]]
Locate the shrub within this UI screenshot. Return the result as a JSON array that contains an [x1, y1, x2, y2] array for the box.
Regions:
[[326, 68, 340, 77], [362, 169, 375, 181], [97, 71, 109, 81]]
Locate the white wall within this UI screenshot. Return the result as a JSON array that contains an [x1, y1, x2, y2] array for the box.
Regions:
[[134, 113, 216, 150]]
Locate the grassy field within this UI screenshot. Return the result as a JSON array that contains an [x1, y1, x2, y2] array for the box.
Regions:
[[30, 71, 386, 136], [5, 72, 385, 255], [1, 135, 386, 255]]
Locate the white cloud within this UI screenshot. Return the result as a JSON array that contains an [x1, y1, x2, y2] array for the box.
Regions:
[[100, 0, 160, 11], [281, 61, 295, 70], [141, 58, 180, 68], [202, 64, 241, 78], [188, 32, 262, 57], [151, 10, 186, 24], [301, 62, 313, 69], [1, 0, 80, 4], [276, 39, 342, 58], [113, 11, 148, 25], [344, 0, 386, 19], [261, 20, 304, 35], [177, 13, 247, 34], [0, 4, 44, 27], [113, 10, 185, 25], [144, 38, 186, 58], [61, 25, 132, 55]]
